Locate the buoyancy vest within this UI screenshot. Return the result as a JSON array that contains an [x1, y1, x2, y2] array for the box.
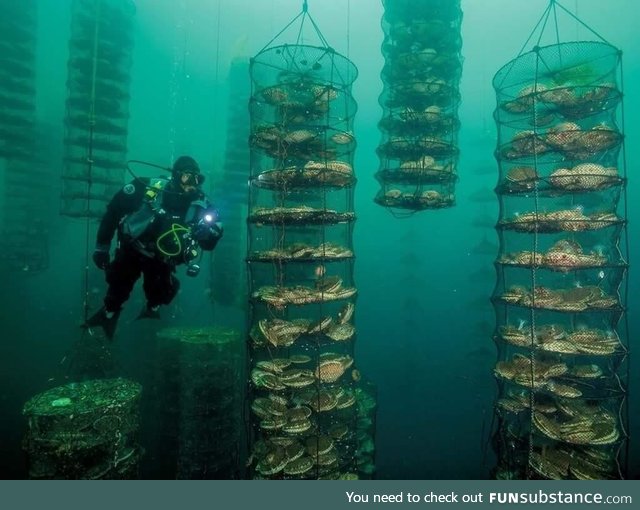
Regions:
[[119, 178, 197, 261]]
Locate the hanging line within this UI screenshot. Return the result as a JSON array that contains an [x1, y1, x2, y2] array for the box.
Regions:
[[536, 2, 561, 78], [82, 0, 102, 323], [346, 0, 350, 61], [495, 2, 553, 90], [211, 0, 221, 191], [206, 0, 223, 322], [617, 52, 631, 479], [257, 0, 330, 54], [514, 1, 553, 59], [168, 0, 189, 162], [553, 0, 611, 45], [547, 0, 561, 49], [58, 1, 116, 386], [524, 0, 612, 51], [304, 9, 331, 48], [500, 0, 612, 88]]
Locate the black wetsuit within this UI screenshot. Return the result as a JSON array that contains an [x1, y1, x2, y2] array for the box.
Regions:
[[96, 178, 220, 313]]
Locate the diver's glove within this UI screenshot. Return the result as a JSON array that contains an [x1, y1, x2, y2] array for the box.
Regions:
[[92, 245, 111, 269]]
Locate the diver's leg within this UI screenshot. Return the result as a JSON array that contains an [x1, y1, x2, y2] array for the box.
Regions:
[[104, 247, 142, 312], [83, 248, 141, 339], [138, 260, 180, 319]]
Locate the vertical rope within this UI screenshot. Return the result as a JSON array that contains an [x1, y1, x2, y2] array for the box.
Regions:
[[347, 0, 350, 62], [550, 1, 563, 72], [208, 0, 223, 320], [554, 0, 611, 44], [552, 0, 561, 48], [618, 52, 631, 478], [82, 0, 101, 322], [168, 0, 188, 162]]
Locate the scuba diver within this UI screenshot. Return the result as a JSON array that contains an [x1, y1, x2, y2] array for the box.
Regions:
[[83, 155, 223, 340]]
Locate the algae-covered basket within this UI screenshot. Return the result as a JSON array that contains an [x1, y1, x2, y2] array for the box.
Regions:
[[23, 377, 142, 479]]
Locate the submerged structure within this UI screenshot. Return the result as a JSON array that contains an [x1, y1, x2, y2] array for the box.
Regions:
[[23, 378, 142, 479], [491, 2, 629, 480], [210, 57, 251, 310], [375, 0, 463, 213], [246, 2, 375, 479], [156, 327, 243, 479], [0, 0, 51, 273], [60, 0, 135, 218]]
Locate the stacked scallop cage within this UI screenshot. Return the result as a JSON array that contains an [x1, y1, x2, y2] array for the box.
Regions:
[[211, 57, 250, 310], [61, 0, 135, 218], [0, 0, 35, 164], [22, 378, 142, 479], [247, 43, 373, 479], [173, 327, 243, 479], [151, 327, 243, 479], [491, 42, 629, 479], [0, 0, 49, 273], [375, 0, 462, 212]]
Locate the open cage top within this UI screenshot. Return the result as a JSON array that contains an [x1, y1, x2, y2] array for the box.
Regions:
[[493, 41, 620, 93], [251, 44, 357, 89]]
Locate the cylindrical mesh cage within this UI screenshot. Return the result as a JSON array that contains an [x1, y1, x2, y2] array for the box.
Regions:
[[146, 329, 182, 478], [375, 0, 463, 212], [22, 378, 142, 479], [156, 327, 244, 479], [491, 41, 629, 480], [0, 0, 36, 163], [247, 36, 375, 478], [0, 1, 52, 273], [211, 57, 250, 309], [60, 0, 135, 218]]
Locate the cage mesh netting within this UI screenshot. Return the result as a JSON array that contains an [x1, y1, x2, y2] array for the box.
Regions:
[[0, 1, 52, 273], [147, 329, 181, 477], [154, 327, 244, 479], [491, 3, 629, 480], [375, 0, 463, 213], [22, 378, 142, 479], [60, 0, 135, 218], [246, 3, 376, 479], [0, 0, 36, 163], [211, 57, 250, 309]]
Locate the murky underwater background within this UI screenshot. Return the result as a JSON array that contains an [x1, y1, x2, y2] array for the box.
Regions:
[[0, 0, 639, 479]]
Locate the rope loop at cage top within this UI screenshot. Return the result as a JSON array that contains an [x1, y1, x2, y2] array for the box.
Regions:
[[257, 0, 331, 55]]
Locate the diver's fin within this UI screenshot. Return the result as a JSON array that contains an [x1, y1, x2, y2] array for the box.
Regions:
[[82, 307, 121, 340], [136, 304, 161, 320]]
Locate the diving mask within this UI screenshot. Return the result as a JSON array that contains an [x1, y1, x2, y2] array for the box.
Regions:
[[179, 171, 205, 187]]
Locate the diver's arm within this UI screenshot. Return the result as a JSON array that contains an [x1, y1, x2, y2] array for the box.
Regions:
[[96, 200, 123, 249], [95, 180, 147, 252], [92, 198, 122, 269]]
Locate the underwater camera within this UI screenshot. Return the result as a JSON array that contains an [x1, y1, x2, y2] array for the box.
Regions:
[[200, 208, 218, 225], [184, 207, 219, 277]]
